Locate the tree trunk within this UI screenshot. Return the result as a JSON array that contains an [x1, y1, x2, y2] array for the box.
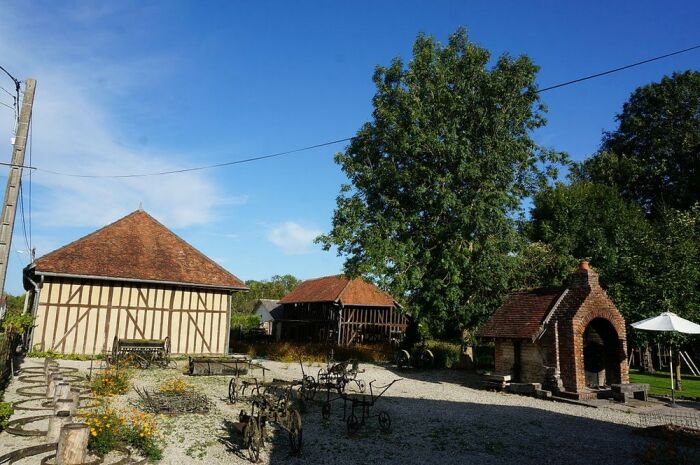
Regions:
[[56, 423, 89, 465], [674, 351, 682, 391]]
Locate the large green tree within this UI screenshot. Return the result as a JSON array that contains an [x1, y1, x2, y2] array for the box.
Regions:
[[231, 274, 300, 314], [319, 29, 566, 336], [573, 71, 700, 214]]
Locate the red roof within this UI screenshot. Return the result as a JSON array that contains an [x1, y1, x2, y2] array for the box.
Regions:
[[279, 275, 396, 307], [31, 210, 247, 290], [478, 288, 565, 340]]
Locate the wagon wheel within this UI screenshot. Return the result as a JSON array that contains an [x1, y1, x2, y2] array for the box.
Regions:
[[163, 336, 171, 355], [378, 410, 392, 433], [287, 409, 302, 454], [228, 378, 238, 403], [356, 379, 367, 393], [418, 349, 434, 369], [346, 413, 360, 435], [395, 350, 410, 369], [321, 401, 331, 421], [245, 419, 262, 462], [301, 375, 316, 401]]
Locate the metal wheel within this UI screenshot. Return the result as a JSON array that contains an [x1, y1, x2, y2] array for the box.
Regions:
[[346, 413, 360, 435], [245, 419, 262, 462], [228, 378, 238, 403], [287, 409, 302, 454], [396, 350, 410, 368], [418, 349, 434, 369], [321, 401, 331, 421], [378, 410, 392, 433]]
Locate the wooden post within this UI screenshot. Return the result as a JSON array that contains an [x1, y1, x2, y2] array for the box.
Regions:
[[47, 410, 72, 443], [56, 423, 89, 465], [54, 382, 70, 402], [69, 388, 81, 414], [47, 374, 64, 398]]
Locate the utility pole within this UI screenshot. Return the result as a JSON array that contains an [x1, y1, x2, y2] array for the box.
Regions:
[[0, 78, 36, 296]]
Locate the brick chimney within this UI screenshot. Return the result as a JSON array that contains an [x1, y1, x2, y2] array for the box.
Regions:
[[568, 260, 600, 288]]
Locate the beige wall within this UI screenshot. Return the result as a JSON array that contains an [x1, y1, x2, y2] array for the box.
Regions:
[[30, 278, 232, 355]]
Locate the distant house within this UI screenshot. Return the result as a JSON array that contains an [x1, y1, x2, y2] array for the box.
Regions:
[[275, 275, 407, 345], [23, 210, 248, 355], [478, 261, 629, 400], [253, 299, 282, 335]]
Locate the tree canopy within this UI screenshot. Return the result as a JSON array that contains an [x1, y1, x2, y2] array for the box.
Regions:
[[573, 71, 700, 215], [231, 274, 300, 314], [319, 28, 566, 336]]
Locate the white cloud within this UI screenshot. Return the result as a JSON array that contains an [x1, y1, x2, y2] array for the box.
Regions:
[[267, 222, 322, 255], [0, 5, 243, 230]]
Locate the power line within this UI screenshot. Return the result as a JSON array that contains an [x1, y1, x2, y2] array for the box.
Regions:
[[538, 44, 700, 92], [8, 43, 700, 179], [34, 137, 354, 178], [0, 100, 14, 111]]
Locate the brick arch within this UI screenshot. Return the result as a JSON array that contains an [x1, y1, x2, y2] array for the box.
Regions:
[[571, 295, 629, 392]]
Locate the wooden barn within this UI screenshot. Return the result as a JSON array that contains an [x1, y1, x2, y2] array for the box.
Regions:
[[275, 275, 407, 346], [478, 261, 629, 399], [23, 209, 248, 355]]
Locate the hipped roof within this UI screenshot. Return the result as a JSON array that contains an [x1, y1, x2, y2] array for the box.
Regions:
[[279, 275, 396, 307], [30, 210, 247, 290]]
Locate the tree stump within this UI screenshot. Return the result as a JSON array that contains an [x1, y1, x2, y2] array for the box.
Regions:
[[47, 411, 72, 443], [47, 374, 64, 398], [56, 423, 89, 465], [54, 382, 71, 402]]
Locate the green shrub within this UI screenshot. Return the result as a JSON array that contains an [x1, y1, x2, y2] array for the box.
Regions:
[[230, 313, 261, 331], [27, 349, 103, 361], [231, 341, 392, 364], [90, 367, 131, 396], [0, 311, 33, 335], [0, 400, 12, 431], [425, 340, 461, 369]]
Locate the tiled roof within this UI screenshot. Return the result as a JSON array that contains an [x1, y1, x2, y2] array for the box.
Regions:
[[31, 210, 247, 290], [279, 275, 396, 307], [478, 288, 565, 340]]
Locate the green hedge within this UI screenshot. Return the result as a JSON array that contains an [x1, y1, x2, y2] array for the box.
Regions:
[[425, 340, 462, 369], [230, 314, 261, 331]]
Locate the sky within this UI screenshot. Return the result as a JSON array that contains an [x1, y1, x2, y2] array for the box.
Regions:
[[0, 0, 698, 295]]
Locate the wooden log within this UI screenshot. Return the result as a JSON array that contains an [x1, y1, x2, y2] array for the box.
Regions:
[[47, 374, 64, 398], [56, 423, 89, 465], [55, 399, 74, 415], [45, 367, 58, 385], [69, 388, 81, 413], [47, 411, 72, 443], [54, 382, 71, 402]]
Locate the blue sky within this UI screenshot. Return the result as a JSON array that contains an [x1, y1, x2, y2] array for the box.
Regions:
[[0, 0, 698, 295]]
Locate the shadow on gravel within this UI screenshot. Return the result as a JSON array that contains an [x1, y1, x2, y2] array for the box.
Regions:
[[258, 393, 700, 465], [382, 365, 483, 388]]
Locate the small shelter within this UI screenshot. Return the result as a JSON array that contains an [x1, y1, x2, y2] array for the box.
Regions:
[[275, 275, 407, 345], [23, 210, 248, 355], [478, 261, 629, 399], [253, 299, 282, 335]]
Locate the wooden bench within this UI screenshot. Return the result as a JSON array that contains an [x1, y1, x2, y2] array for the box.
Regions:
[[482, 373, 511, 391], [611, 383, 649, 402]]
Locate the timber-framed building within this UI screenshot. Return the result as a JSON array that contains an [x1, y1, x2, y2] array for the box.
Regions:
[[274, 275, 407, 346], [23, 209, 248, 355]]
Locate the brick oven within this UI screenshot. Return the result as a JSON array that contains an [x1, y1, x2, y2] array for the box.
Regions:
[[478, 261, 629, 399]]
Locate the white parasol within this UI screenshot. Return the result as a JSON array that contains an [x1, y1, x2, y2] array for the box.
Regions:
[[631, 311, 700, 402]]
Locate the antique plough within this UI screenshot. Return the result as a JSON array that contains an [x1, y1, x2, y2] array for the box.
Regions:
[[231, 389, 303, 461], [339, 378, 401, 434]]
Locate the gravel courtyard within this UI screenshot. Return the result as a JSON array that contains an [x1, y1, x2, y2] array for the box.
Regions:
[[2, 357, 699, 465]]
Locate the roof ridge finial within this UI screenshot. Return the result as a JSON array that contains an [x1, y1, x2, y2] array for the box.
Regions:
[[138, 202, 144, 211]]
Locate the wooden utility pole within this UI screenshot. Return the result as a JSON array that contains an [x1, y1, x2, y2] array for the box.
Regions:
[[0, 79, 36, 296]]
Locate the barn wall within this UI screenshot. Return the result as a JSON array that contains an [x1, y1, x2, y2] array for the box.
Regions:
[[30, 278, 231, 355]]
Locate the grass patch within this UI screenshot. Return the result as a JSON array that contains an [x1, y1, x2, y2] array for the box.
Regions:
[[27, 349, 103, 361], [0, 398, 12, 432], [629, 369, 700, 398]]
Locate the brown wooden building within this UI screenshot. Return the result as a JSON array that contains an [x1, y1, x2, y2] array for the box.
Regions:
[[23, 210, 248, 355], [478, 261, 629, 399], [274, 275, 407, 346]]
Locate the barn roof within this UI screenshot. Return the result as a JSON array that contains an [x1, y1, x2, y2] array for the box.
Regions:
[[279, 275, 396, 307], [30, 210, 247, 290], [478, 288, 566, 340]]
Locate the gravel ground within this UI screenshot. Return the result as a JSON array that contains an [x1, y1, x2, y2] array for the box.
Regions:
[[2, 357, 699, 465]]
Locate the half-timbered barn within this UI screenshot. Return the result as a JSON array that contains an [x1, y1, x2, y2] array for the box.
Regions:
[[275, 275, 407, 346], [23, 210, 248, 355], [478, 261, 629, 399]]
